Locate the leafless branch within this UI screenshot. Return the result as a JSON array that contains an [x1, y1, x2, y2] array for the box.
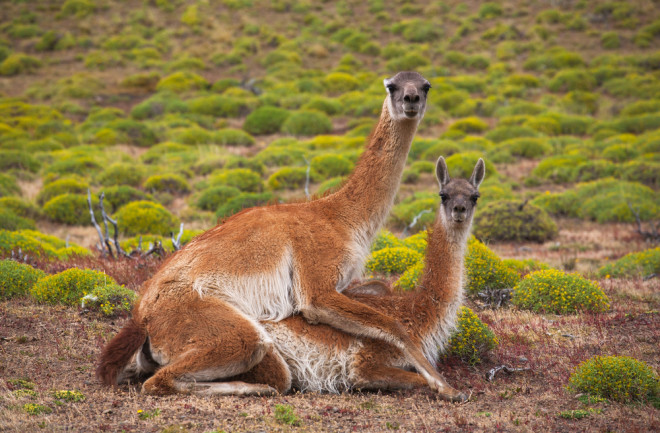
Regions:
[[88, 189, 108, 256], [143, 240, 165, 257], [403, 209, 432, 237], [627, 202, 660, 243], [99, 192, 130, 259], [303, 156, 311, 201], [486, 365, 530, 382], [517, 198, 529, 212], [171, 223, 184, 251], [477, 288, 513, 308]]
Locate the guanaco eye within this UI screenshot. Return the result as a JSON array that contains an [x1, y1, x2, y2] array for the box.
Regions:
[[439, 192, 449, 203], [471, 193, 480, 204], [422, 83, 431, 94], [386, 84, 398, 93]]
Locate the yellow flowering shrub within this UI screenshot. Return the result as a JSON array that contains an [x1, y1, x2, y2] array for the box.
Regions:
[[447, 306, 498, 365], [598, 247, 660, 279], [81, 283, 136, 316], [0, 260, 45, 299], [402, 230, 428, 254], [23, 403, 52, 415], [502, 258, 551, 276], [512, 269, 610, 314], [366, 247, 422, 275], [465, 238, 520, 295], [52, 390, 85, 402], [370, 230, 403, 252], [394, 261, 424, 291], [569, 356, 659, 403], [30, 268, 116, 306]]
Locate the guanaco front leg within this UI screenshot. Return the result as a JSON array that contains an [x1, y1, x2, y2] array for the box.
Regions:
[[299, 282, 466, 402]]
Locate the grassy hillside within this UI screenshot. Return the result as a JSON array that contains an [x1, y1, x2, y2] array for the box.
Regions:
[[0, 0, 659, 432]]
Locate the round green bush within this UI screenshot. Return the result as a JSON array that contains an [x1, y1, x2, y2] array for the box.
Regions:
[[598, 247, 660, 279], [43, 194, 101, 226], [619, 161, 660, 188], [502, 258, 550, 277], [254, 144, 307, 167], [0, 260, 45, 299], [0, 208, 35, 231], [419, 140, 462, 161], [390, 192, 437, 232], [37, 178, 89, 206], [243, 106, 291, 135], [44, 156, 102, 177], [512, 269, 610, 314], [473, 200, 558, 243], [216, 192, 273, 219], [322, 72, 360, 94], [445, 152, 498, 179], [105, 119, 157, 147], [81, 283, 136, 316], [0, 230, 57, 259], [500, 137, 552, 158], [570, 160, 619, 183], [210, 169, 263, 192], [0, 197, 42, 220], [0, 173, 20, 198], [156, 72, 208, 93], [316, 176, 345, 196], [215, 128, 255, 146], [302, 97, 342, 115], [446, 306, 498, 365], [31, 268, 116, 306], [569, 356, 659, 403], [548, 69, 597, 92], [601, 32, 621, 49], [449, 117, 489, 133], [114, 201, 179, 236], [143, 174, 190, 195], [465, 238, 520, 296], [187, 95, 250, 118], [97, 163, 145, 187], [0, 54, 41, 76], [366, 247, 422, 275], [310, 154, 353, 179], [281, 110, 333, 136], [0, 150, 41, 173], [102, 186, 154, 213], [267, 167, 309, 190], [532, 154, 587, 183], [196, 185, 241, 211], [602, 144, 638, 162]]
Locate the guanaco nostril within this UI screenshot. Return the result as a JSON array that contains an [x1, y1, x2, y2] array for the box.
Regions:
[[404, 94, 420, 103], [454, 205, 466, 213]]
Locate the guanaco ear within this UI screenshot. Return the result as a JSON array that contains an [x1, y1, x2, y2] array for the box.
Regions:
[[435, 156, 450, 189], [383, 77, 394, 94], [469, 158, 486, 189]]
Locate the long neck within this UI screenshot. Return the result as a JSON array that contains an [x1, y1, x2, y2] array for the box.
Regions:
[[330, 99, 420, 237], [417, 211, 471, 315]]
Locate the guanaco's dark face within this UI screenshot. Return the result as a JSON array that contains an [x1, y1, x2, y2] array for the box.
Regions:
[[435, 157, 485, 225], [383, 71, 431, 121]]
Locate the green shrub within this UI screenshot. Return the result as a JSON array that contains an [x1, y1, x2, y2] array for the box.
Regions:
[[445, 152, 497, 179], [473, 200, 558, 243], [43, 194, 100, 226], [569, 356, 659, 403], [216, 192, 273, 219], [0, 197, 42, 220], [419, 140, 461, 161], [0, 260, 45, 299], [44, 156, 102, 177], [60, 0, 95, 17], [215, 128, 255, 146], [366, 247, 422, 275], [465, 238, 520, 296], [196, 185, 241, 211], [561, 91, 599, 115], [601, 32, 621, 49], [322, 72, 360, 94], [210, 169, 263, 192], [598, 247, 660, 279], [0, 173, 20, 198], [37, 178, 89, 206], [302, 97, 342, 115], [0, 208, 35, 231], [52, 390, 85, 403], [485, 125, 539, 143], [391, 19, 442, 42], [0, 150, 41, 173], [81, 283, 136, 316], [0, 54, 41, 76], [282, 110, 333, 136], [549, 69, 597, 92], [386, 53, 430, 71], [602, 144, 638, 162], [187, 95, 250, 118], [512, 269, 609, 314], [390, 192, 437, 231], [449, 117, 489, 133], [500, 137, 552, 158], [23, 403, 52, 415], [621, 100, 660, 117], [243, 106, 290, 135], [532, 154, 587, 183], [310, 154, 353, 178], [115, 201, 179, 236], [102, 186, 153, 213], [524, 49, 585, 70], [267, 167, 309, 190], [570, 160, 619, 183], [143, 174, 190, 195], [0, 230, 65, 259], [104, 119, 157, 147], [131, 92, 188, 120], [316, 176, 345, 195], [97, 163, 145, 187], [156, 72, 208, 93], [402, 230, 428, 254], [31, 268, 116, 306], [446, 306, 498, 365], [502, 258, 550, 276]]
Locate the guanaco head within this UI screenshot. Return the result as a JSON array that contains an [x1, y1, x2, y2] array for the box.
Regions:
[[435, 156, 485, 226], [383, 71, 431, 121]]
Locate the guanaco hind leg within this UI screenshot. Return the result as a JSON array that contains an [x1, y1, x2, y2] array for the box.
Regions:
[[140, 296, 275, 395]]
